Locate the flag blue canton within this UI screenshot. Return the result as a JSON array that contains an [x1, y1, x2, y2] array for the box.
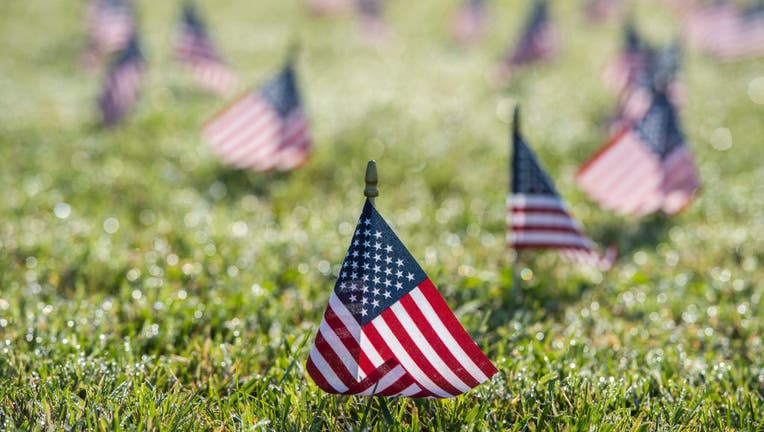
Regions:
[[116, 35, 143, 65], [635, 93, 684, 160], [182, 3, 209, 40], [259, 64, 301, 118], [624, 22, 643, 54], [334, 200, 427, 326], [511, 134, 559, 197], [524, 0, 549, 38]]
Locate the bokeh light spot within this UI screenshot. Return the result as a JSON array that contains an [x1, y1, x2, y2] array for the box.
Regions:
[[747, 77, 764, 104]]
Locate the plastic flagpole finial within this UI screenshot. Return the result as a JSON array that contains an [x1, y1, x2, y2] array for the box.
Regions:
[[512, 105, 521, 139], [364, 160, 378, 205]]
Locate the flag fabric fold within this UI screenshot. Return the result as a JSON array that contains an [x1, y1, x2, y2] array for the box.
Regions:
[[202, 62, 312, 171], [307, 200, 497, 398], [174, 2, 238, 96], [98, 35, 144, 126], [510, 113, 615, 270], [577, 92, 700, 216]]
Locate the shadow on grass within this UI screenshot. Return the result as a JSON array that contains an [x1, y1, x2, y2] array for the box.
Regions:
[[485, 214, 674, 326], [193, 165, 292, 204]]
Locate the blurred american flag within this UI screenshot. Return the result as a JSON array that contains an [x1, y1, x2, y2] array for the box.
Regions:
[[85, 0, 134, 56], [577, 92, 699, 216], [98, 35, 144, 126], [202, 63, 312, 171], [174, 2, 238, 96]]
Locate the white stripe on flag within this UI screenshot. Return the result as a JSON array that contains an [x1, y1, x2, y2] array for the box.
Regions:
[[407, 287, 491, 383], [368, 316, 452, 398], [308, 345, 349, 393], [387, 302, 472, 394]]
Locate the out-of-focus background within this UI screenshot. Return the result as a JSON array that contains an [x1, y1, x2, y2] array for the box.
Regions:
[[0, 0, 763, 429]]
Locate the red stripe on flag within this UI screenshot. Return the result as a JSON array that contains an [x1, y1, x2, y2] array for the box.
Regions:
[[378, 307, 463, 396], [398, 294, 481, 388], [313, 332, 357, 389], [417, 279, 498, 379], [306, 356, 339, 394]]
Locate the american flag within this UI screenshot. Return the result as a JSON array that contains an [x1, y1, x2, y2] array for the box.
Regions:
[[450, 0, 488, 44], [583, 0, 624, 23], [84, 0, 134, 56], [174, 2, 238, 96], [306, 0, 351, 16], [202, 63, 312, 171], [509, 109, 615, 270], [356, 0, 390, 41], [98, 35, 144, 126], [609, 43, 683, 133], [577, 92, 700, 216], [683, 1, 764, 61], [307, 199, 497, 398], [602, 22, 650, 94], [501, 0, 557, 68]]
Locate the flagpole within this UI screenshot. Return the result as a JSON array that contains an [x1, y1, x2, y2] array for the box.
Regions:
[[511, 106, 521, 300], [365, 160, 379, 206]]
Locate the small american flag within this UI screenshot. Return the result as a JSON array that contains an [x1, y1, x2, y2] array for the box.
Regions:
[[602, 22, 650, 94], [307, 199, 497, 398], [306, 0, 351, 16], [502, 0, 557, 68], [202, 62, 312, 171], [509, 109, 615, 270], [610, 43, 683, 133], [450, 0, 488, 44], [683, 1, 764, 61], [357, 0, 390, 41], [98, 35, 144, 126], [577, 92, 700, 216], [583, 0, 624, 23], [175, 2, 238, 96], [84, 0, 134, 56]]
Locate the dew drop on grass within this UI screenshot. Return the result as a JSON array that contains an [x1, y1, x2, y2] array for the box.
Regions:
[[317, 260, 330, 274], [709, 128, 732, 151], [520, 268, 533, 281], [54, 202, 71, 219], [103, 217, 119, 234], [748, 76, 764, 104], [231, 221, 248, 237]]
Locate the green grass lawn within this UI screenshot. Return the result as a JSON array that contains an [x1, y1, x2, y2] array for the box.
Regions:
[[1, 0, 764, 430]]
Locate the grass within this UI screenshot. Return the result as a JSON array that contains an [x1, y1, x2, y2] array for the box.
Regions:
[[1, 0, 763, 430]]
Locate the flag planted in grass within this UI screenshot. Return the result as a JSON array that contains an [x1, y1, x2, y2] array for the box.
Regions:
[[98, 35, 144, 126], [175, 2, 238, 96], [356, 0, 390, 41], [84, 0, 134, 57], [583, 0, 624, 23], [683, 1, 764, 61], [577, 91, 700, 216], [202, 62, 312, 171], [602, 22, 651, 95], [509, 108, 615, 270], [497, 0, 557, 80], [307, 199, 497, 398]]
